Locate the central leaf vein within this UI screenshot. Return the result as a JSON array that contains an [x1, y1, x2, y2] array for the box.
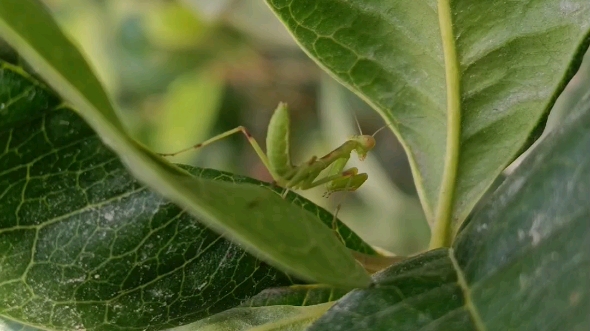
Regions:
[[431, 0, 462, 248]]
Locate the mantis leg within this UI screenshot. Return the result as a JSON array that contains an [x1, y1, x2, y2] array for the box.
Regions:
[[297, 156, 368, 194], [290, 167, 368, 195], [306, 167, 359, 187], [319, 170, 368, 196], [280, 187, 291, 199], [325, 170, 369, 194], [159, 126, 279, 181], [331, 203, 346, 245], [285, 153, 350, 189], [284, 152, 367, 193], [322, 157, 368, 194]]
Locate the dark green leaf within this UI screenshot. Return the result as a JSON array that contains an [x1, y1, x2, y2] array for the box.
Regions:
[[0, 62, 372, 330], [0, 0, 371, 288], [265, 0, 590, 243], [309, 249, 473, 330], [0, 64, 290, 330], [307, 84, 590, 330]]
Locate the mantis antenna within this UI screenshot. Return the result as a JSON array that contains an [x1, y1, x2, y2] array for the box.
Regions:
[[351, 109, 394, 138], [353, 113, 363, 135], [372, 122, 394, 137]]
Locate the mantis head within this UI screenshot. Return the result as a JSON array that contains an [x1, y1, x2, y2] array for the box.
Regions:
[[352, 135, 376, 161], [350, 120, 392, 161]]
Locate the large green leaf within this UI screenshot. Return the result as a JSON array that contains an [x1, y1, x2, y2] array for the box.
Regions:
[[0, 0, 371, 288], [0, 60, 379, 330], [265, 0, 590, 246], [306, 85, 590, 330]]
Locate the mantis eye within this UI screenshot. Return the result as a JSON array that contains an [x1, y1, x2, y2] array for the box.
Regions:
[[355, 135, 376, 157], [363, 136, 376, 150]]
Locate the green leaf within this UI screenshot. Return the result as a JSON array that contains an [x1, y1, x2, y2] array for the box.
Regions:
[[176, 284, 346, 331], [0, 60, 379, 329], [241, 285, 350, 307], [306, 85, 590, 330], [171, 303, 334, 331], [0, 0, 371, 288], [187, 167, 377, 256], [265, 0, 590, 246]]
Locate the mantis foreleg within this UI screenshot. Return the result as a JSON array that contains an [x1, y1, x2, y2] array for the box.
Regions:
[[286, 155, 368, 194]]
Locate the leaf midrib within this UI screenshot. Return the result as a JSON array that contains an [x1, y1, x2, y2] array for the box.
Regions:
[[430, 0, 462, 249]]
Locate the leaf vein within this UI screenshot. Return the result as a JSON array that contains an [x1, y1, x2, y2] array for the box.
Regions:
[[449, 248, 487, 331]]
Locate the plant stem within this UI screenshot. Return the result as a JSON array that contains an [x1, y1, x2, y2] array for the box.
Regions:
[[430, 0, 461, 249]]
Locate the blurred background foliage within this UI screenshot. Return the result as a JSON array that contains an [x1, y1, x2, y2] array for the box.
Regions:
[[22, 0, 590, 256]]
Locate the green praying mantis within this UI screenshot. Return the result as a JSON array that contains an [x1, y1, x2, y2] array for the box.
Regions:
[[160, 102, 403, 273], [160, 102, 381, 197]]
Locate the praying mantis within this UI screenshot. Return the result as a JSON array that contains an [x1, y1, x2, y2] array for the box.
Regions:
[[160, 102, 403, 273], [160, 102, 381, 197]]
